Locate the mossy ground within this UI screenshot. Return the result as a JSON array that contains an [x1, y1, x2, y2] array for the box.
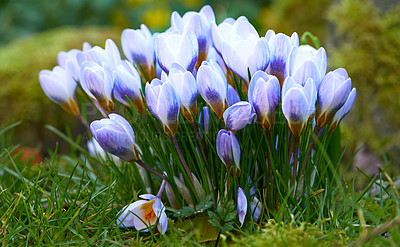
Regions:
[[0, 26, 120, 150]]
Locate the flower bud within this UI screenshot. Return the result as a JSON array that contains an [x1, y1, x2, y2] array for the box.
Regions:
[[145, 79, 180, 136], [197, 60, 228, 119], [316, 68, 353, 128], [248, 71, 280, 130], [216, 129, 241, 170], [237, 187, 247, 227], [90, 114, 139, 162], [282, 77, 316, 138], [156, 31, 198, 73], [223, 101, 256, 131], [39, 66, 79, 116], [121, 24, 155, 79], [169, 63, 198, 121]]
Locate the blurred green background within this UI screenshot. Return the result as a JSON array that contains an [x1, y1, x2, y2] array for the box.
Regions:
[[1, 0, 399, 174]]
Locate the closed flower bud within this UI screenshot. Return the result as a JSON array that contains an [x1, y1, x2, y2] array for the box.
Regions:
[[121, 24, 155, 79], [87, 138, 121, 165], [156, 31, 198, 73], [169, 63, 198, 121], [171, 5, 215, 65], [112, 60, 145, 114], [265, 30, 299, 86], [287, 45, 327, 89], [198, 106, 210, 136], [212, 17, 269, 82], [197, 60, 228, 119], [316, 68, 354, 128], [39, 66, 79, 116], [223, 101, 256, 131], [227, 84, 240, 107], [237, 187, 247, 227], [90, 114, 139, 162], [80, 61, 114, 111], [282, 77, 317, 138], [216, 129, 241, 170], [57, 49, 80, 81], [116, 194, 168, 234], [248, 71, 280, 130], [329, 88, 356, 134], [250, 196, 262, 222], [145, 79, 180, 136]]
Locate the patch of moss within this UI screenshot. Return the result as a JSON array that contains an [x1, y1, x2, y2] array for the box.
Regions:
[[328, 0, 400, 166], [0, 26, 120, 148], [258, 0, 331, 39], [222, 220, 347, 247]]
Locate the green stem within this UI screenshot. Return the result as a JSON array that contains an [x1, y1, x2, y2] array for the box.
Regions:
[[300, 126, 321, 180], [292, 137, 300, 186], [135, 159, 166, 180], [172, 135, 194, 184]]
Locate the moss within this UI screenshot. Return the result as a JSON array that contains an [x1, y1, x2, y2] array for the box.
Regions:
[[328, 0, 400, 166], [0, 26, 120, 148], [222, 220, 346, 247], [258, 0, 331, 39]]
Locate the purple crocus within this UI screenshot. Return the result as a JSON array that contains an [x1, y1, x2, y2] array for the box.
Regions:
[[223, 101, 256, 131], [145, 78, 180, 136], [248, 71, 281, 130], [90, 114, 139, 162], [216, 129, 241, 170]]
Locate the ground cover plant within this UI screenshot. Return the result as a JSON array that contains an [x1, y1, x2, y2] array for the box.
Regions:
[[1, 4, 399, 246]]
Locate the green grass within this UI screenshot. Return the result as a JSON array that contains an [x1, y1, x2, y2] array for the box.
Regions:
[[1, 122, 400, 246]]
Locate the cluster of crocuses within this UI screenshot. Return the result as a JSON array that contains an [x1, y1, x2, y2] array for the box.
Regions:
[[39, 5, 356, 234]]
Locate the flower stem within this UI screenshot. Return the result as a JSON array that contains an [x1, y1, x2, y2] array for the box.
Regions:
[[172, 135, 194, 184], [93, 100, 108, 118], [300, 126, 321, 180], [77, 113, 90, 130], [135, 159, 166, 180], [156, 179, 167, 198], [266, 131, 274, 205], [190, 121, 213, 189], [292, 137, 300, 186]]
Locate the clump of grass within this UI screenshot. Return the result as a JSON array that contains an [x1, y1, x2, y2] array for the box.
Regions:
[[1, 120, 400, 245]]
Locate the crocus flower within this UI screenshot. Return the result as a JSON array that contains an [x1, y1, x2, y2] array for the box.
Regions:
[[87, 138, 121, 164], [316, 68, 354, 128], [169, 63, 198, 121], [250, 197, 262, 222], [156, 31, 198, 73], [212, 16, 269, 82], [145, 79, 180, 136], [223, 101, 256, 131], [80, 61, 114, 111], [90, 114, 139, 162], [211, 16, 245, 57], [227, 84, 240, 107], [287, 45, 327, 89], [170, 5, 215, 65], [112, 60, 145, 114], [248, 71, 280, 130], [57, 49, 80, 81], [237, 187, 247, 227], [282, 76, 317, 138], [265, 30, 299, 86], [80, 39, 122, 69], [116, 194, 168, 234], [198, 106, 210, 136], [197, 59, 228, 119], [39, 66, 79, 116], [216, 129, 241, 170], [328, 88, 356, 134], [121, 24, 155, 79]]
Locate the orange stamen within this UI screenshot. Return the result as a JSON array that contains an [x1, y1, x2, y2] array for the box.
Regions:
[[141, 200, 156, 221]]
